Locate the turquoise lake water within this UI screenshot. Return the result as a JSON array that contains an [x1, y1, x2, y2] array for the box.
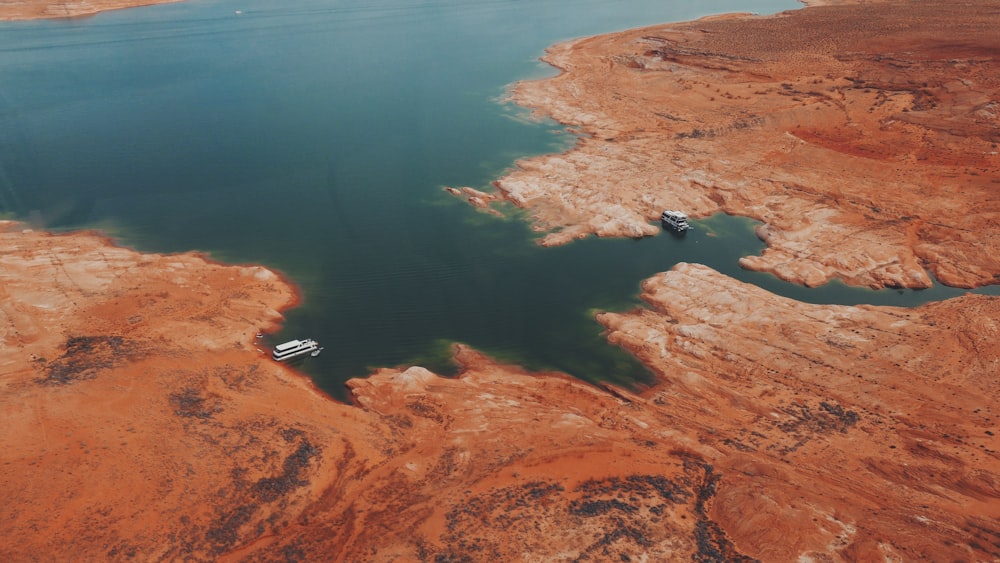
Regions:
[[1, 0, 989, 399]]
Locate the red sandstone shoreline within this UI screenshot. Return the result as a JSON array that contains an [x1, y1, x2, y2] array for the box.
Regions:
[[449, 0, 1000, 290], [3, 0, 1000, 560], [3, 220, 997, 560], [0, 0, 182, 21], [0, 0, 860, 23]]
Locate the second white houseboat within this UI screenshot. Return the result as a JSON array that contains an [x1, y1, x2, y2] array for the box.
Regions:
[[272, 338, 323, 362]]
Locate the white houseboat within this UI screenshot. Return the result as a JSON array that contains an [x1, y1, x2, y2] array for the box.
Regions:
[[272, 338, 322, 362], [660, 210, 690, 233]]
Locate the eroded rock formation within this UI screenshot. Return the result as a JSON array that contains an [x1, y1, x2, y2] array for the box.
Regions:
[[485, 0, 1000, 289], [0, 224, 764, 561], [601, 263, 1000, 561], [0, 0, 181, 20], [4, 0, 1000, 561], [0, 224, 786, 560], [2, 225, 997, 561]]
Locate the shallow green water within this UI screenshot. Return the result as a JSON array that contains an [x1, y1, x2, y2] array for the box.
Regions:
[[1, 0, 989, 399]]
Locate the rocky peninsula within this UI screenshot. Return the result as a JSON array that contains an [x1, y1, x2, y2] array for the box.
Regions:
[[3, 0, 999, 561], [471, 0, 1000, 289], [0, 0, 180, 20]]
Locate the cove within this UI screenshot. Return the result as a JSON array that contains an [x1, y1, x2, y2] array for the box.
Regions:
[[3, 0, 987, 400]]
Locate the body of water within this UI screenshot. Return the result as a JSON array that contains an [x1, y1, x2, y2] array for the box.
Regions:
[[2, 0, 983, 399]]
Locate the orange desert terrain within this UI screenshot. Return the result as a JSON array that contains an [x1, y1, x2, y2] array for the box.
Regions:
[[3, 0, 1000, 561], [0, 0, 179, 20], [474, 0, 1000, 290]]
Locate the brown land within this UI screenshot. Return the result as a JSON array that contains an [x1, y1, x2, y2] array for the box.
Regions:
[[3, 223, 998, 561], [0, 0, 180, 20], [3, 0, 1000, 561], [460, 0, 1000, 289]]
